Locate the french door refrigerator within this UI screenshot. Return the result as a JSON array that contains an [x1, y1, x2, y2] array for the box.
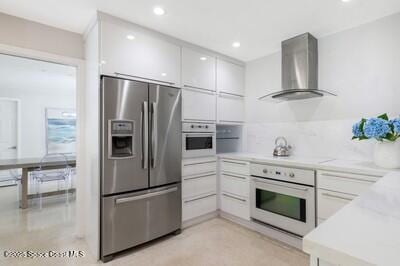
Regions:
[[100, 76, 182, 262]]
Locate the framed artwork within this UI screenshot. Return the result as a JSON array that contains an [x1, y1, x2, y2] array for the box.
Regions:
[[45, 108, 76, 155]]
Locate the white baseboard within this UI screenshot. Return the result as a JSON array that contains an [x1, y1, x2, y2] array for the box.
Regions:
[[219, 211, 303, 250], [182, 211, 219, 229], [182, 210, 303, 251]]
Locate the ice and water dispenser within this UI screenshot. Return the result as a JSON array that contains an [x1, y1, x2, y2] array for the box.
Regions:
[[108, 120, 135, 159]]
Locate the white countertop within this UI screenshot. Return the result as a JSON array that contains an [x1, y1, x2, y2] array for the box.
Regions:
[[218, 152, 389, 176], [303, 171, 400, 266], [218, 152, 334, 169]]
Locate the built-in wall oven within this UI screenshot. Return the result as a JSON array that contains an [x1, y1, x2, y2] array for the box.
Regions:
[[250, 163, 316, 237], [182, 122, 216, 158]]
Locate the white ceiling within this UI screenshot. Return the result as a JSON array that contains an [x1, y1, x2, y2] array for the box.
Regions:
[[0, 54, 76, 94], [1, 0, 400, 61]]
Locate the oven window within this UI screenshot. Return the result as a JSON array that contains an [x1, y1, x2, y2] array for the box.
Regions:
[[186, 136, 213, 150], [255, 189, 306, 222]]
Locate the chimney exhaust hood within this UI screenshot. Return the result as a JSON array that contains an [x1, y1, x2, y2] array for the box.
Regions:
[[259, 33, 336, 102]]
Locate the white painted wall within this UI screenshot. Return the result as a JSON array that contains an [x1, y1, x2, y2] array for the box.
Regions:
[[0, 12, 84, 59], [0, 88, 75, 158], [245, 13, 400, 160]]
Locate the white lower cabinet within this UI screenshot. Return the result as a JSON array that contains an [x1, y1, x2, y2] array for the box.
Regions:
[[182, 157, 217, 222], [220, 192, 250, 220], [316, 170, 381, 224], [183, 194, 217, 221], [219, 159, 250, 220], [182, 88, 216, 122], [317, 189, 356, 222], [183, 173, 216, 198], [217, 93, 244, 124], [221, 173, 249, 198]]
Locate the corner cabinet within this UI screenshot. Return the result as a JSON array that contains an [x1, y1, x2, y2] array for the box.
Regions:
[[100, 20, 181, 86], [316, 170, 381, 225], [217, 59, 245, 96], [182, 47, 216, 91]]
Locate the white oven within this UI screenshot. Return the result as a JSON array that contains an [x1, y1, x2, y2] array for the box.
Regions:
[[182, 122, 216, 158], [250, 163, 316, 237]]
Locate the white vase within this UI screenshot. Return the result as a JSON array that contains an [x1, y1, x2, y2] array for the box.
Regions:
[[373, 141, 400, 169]]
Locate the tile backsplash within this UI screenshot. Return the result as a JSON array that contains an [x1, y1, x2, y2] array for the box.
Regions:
[[246, 119, 375, 161]]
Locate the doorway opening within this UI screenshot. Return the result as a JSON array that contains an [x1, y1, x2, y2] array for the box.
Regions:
[[0, 53, 78, 249]]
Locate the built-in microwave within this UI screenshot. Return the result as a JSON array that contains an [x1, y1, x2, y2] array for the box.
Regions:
[[182, 122, 216, 158]]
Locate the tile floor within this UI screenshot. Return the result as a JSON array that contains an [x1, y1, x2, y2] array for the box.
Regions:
[[0, 185, 309, 266]]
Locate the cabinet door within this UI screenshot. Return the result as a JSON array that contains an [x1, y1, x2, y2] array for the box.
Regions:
[[182, 48, 216, 91], [100, 20, 181, 85], [317, 189, 356, 220], [217, 94, 244, 123], [182, 88, 216, 122], [217, 59, 245, 96]]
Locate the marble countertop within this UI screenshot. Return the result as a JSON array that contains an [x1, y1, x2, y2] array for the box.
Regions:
[[218, 153, 389, 176], [303, 171, 400, 266]]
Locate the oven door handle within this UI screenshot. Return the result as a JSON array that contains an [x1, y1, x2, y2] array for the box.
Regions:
[[253, 177, 310, 192], [184, 133, 215, 137]]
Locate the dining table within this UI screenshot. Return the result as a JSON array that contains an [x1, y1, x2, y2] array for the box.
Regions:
[[0, 156, 76, 209]]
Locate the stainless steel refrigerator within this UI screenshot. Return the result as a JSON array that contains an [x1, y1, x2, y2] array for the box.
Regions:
[[100, 76, 182, 262]]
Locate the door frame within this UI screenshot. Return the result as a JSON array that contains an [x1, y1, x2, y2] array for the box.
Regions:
[[0, 43, 85, 238], [0, 97, 21, 158]]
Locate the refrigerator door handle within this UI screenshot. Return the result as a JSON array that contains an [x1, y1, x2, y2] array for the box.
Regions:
[[141, 101, 149, 169], [151, 102, 158, 168], [115, 186, 178, 204]]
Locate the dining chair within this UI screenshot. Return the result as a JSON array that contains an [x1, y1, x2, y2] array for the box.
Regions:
[[0, 169, 21, 202], [31, 153, 72, 209]]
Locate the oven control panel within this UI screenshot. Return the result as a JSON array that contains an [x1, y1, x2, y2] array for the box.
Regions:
[[182, 122, 216, 133], [250, 163, 315, 186]]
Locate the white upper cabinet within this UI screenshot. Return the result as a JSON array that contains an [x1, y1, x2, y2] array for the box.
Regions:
[[182, 88, 216, 122], [182, 48, 216, 91], [217, 59, 245, 96], [217, 94, 244, 124], [100, 20, 181, 85]]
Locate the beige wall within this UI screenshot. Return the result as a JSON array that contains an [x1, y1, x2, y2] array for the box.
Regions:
[[0, 12, 84, 59]]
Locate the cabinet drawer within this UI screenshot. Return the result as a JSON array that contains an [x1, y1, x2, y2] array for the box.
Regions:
[[182, 194, 217, 221], [317, 171, 379, 196], [221, 159, 250, 176], [220, 192, 250, 220], [221, 173, 249, 198], [183, 173, 216, 198], [317, 189, 356, 220], [182, 158, 216, 177], [182, 88, 216, 122]]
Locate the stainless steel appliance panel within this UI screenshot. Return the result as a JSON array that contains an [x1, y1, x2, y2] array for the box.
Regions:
[[102, 77, 149, 195], [102, 184, 181, 256], [149, 84, 182, 187]]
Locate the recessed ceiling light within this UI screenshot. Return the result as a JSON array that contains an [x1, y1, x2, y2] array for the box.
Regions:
[[200, 57, 207, 61], [341, 0, 351, 2], [153, 6, 165, 16], [232, 42, 241, 48], [161, 72, 167, 77], [126, 34, 135, 40]]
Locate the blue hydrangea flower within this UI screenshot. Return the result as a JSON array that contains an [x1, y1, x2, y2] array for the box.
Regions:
[[352, 122, 363, 137], [364, 118, 390, 139], [391, 118, 400, 133]]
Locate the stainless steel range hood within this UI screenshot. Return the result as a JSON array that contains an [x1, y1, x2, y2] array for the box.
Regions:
[[259, 33, 336, 101]]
